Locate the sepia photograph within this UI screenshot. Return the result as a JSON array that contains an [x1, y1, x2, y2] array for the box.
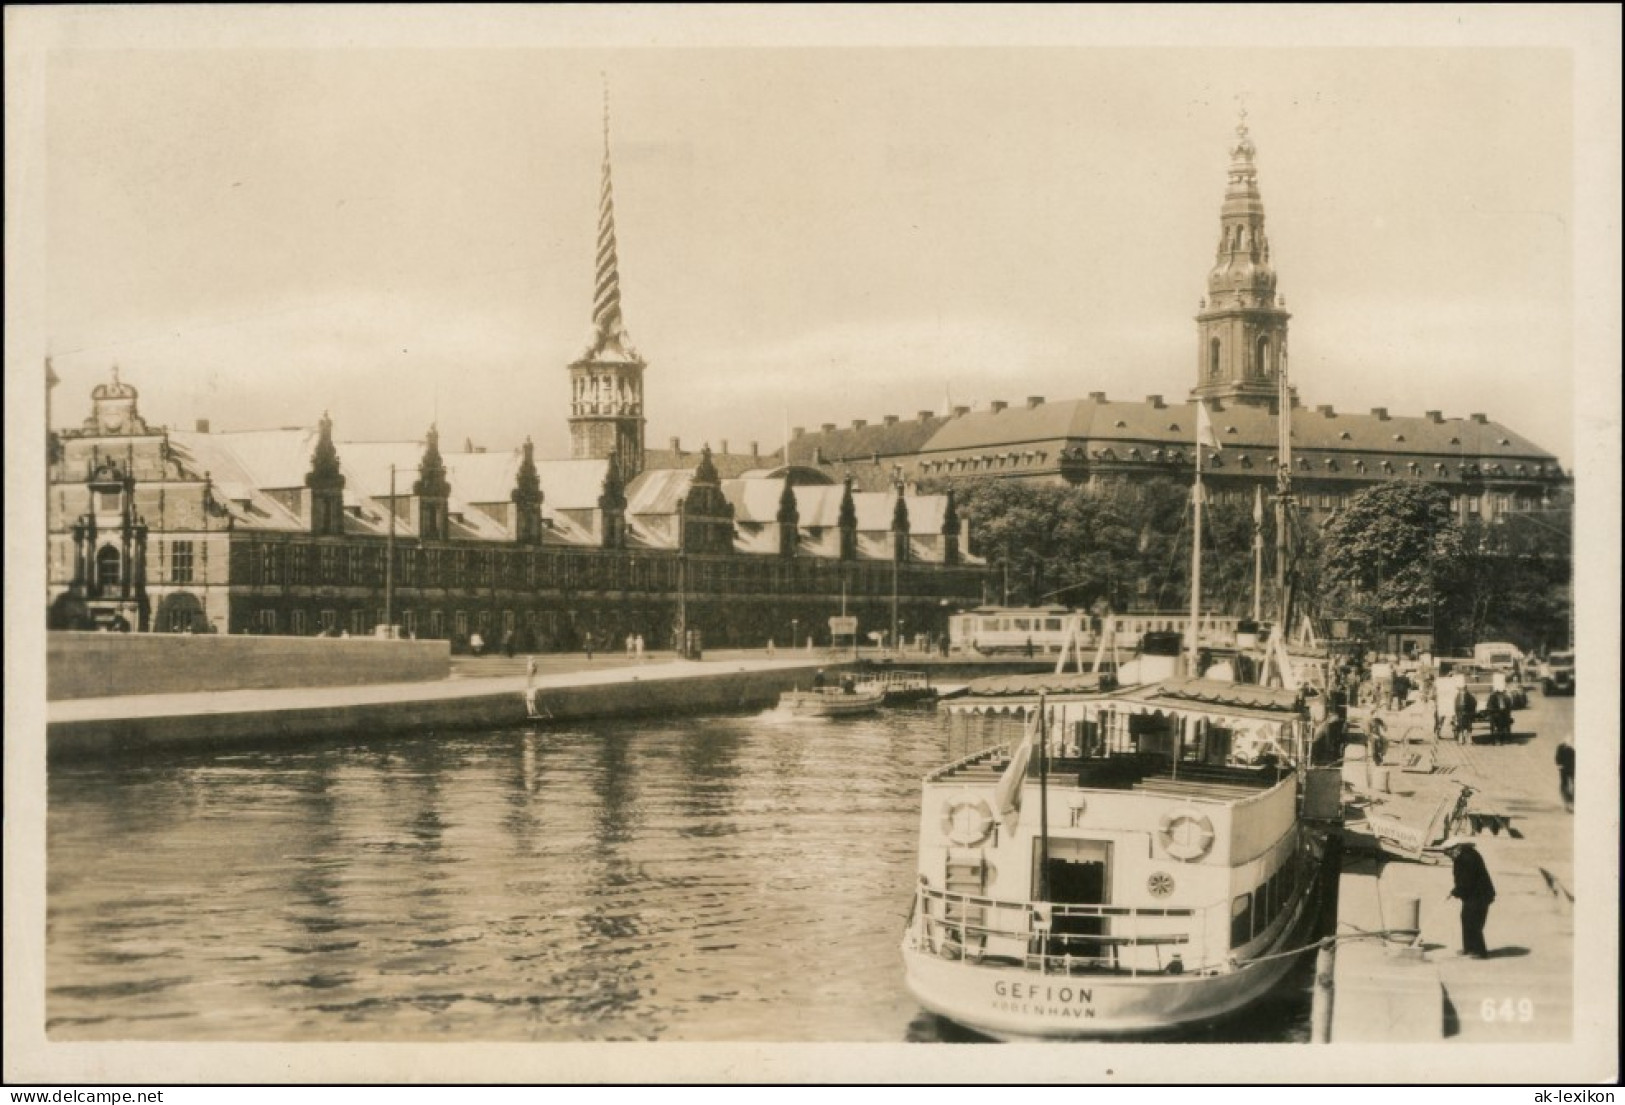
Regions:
[[5, 5, 1618, 1088]]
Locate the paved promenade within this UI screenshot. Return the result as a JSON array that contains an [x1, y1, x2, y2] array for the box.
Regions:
[[1331, 693, 1575, 1043]]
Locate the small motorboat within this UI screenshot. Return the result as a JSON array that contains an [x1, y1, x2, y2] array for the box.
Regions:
[[777, 686, 885, 717]]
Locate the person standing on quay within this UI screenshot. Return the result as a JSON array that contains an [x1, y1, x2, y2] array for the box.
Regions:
[[1442, 837, 1496, 958], [1555, 737, 1575, 812]]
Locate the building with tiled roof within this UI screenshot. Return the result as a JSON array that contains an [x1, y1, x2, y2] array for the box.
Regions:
[[44, 92, 982, 646], [785, 120, 1567, 525]]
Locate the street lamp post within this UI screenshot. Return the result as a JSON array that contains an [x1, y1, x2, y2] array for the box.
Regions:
[[384, 464, 396, 636], [891, 549, 900, 656]]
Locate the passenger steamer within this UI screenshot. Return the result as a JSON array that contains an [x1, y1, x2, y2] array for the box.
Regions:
[[901, 669, 1320, 1038]]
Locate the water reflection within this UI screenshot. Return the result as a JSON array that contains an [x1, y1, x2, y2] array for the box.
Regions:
[[48, 711, 1306, 1042]]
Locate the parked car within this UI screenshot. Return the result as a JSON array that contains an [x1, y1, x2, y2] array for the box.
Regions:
[[1541, 650, 1575, 696]]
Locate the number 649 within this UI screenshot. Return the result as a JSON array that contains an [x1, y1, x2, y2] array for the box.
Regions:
[[1480, 997, 1535, 1022]]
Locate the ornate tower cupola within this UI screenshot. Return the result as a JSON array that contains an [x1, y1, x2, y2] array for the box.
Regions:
[[512, 437, 544, 545], [837, 475, 858, 562], [1192, 111, 1293, 409], [567, 85, 647, 479], [306, 412, 347, 536], [414, 424, 452, 541], [775, 476, 800, 558]]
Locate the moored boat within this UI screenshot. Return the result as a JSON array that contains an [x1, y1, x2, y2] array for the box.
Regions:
[[777, 686, 886, 717], [901, 674, 1323, 1039], [854, 668, 937, 705]]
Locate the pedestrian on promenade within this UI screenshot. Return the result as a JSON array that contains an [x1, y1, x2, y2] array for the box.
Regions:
[[584, 631, 594, 660], [626, 633, 635, 659], [502, 630, 515, 659], [767, 638, 776, 657], [635, 634, 645, 661], [1442, 836, 1495, 958], [1555, 737, 1575, 812], [1452, 685, 1477, 741]]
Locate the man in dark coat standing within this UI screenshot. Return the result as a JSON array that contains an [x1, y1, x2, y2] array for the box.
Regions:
[[1555, 737, 1575, 812], [1442, 837, 1496, 958]]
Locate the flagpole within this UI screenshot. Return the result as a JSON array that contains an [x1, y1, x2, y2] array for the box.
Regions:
[[1252, 485, 1264, 623], [1037, 695, 1050, 912], [1189, 416, 1204, 679]]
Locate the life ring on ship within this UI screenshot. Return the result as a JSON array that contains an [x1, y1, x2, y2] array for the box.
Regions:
[[1157, 809, 1216, 862], [941, 798, 996, 845]]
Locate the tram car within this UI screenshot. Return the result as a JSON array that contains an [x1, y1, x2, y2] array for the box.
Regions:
[[948, 607, 1245, 657]]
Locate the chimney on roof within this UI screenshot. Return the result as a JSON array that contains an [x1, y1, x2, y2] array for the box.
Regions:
[[1146, 395, 1165, 408], [1027, 396, 1045, 409], [792, 426, 805, 439], [1426, 410, 1444, 423], [883, 414, 899, 426], [852, 419, 867, 430], [917, 410, 934, 422], [821, 423, 836, 433], [1317, 405, 1334, 416], [990, 400, 1008, 413], [1088, 392, 1106, 402], [720, 439, 729, 454], [464, 438, 474, 452], [952, 405, 970, 417], [1370, 408, 1389, 421], [1470, 413, 1488, 424], [750, 441, 759, 459], [670, 436, 681, 453], [195, 418, 210, 433]]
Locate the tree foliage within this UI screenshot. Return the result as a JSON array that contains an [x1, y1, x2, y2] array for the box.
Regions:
[[1320, 481, 1462, 631], [1319, 481, 1571, 653], [951, 477, 1273, 615]]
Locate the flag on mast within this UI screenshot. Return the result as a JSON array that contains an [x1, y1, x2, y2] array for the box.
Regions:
[[1196, 400, 1222, 451], [994, 709, 1039, 830]]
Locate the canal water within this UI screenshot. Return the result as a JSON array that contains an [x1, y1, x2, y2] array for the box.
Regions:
[[47, 709, 1309, 1042]]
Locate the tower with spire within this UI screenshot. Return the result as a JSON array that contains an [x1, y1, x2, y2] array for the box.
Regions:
[[1192, 111, 1293, 409], [567, 83, 647, 478]]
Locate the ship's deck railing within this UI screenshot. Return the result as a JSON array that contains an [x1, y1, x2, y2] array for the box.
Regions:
[[854, 669, 931, 691], [928, 749, 1286, 795], [914, 885, 1231, 977]]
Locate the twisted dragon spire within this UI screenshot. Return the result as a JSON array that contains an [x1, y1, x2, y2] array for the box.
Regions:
[[586, 80, 637, 362]]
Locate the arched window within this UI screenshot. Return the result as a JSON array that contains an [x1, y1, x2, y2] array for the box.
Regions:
[[1209, 338, 1222, 378], [96, 544, 122, 589], [1256, 335, 1270, 378]]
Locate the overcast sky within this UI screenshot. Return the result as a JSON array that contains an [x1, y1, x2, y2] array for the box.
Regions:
[[28, 27, 1584, 466]]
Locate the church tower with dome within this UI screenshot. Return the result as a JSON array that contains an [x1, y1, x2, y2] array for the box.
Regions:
[[1192, 112, 1294, 409]]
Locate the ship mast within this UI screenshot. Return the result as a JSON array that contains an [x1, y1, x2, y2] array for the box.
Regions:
[[1274, 343, 1293, 627]]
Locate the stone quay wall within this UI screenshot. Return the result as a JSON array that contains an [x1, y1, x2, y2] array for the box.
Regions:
[[47, 631, 450, 701]]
